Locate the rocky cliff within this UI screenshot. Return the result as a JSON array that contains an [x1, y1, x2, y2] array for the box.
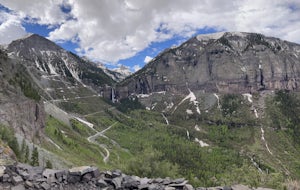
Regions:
[[117, 32, 300, 98], [0, 101, 45, 142], [0, 49, 46, 142]]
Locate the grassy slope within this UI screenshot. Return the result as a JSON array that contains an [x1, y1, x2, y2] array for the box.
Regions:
[[41, 92, 300, 189]]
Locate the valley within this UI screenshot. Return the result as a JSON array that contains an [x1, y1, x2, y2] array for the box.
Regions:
[[0, 32, 300, 189]]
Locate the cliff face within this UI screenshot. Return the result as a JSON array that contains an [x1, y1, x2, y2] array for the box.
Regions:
[[0, 49, 46, 142], [0, 101, 45, 141], [117, 32, 300, 98]]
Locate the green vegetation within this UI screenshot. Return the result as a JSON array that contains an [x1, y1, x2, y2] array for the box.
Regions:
[[46, 160, 53, 169], [20, 139, 30, 163], [0, 124, 20, 160], [266, 90, 300, 143], [40, 91, 300, 189], [31, 146, 39, 166], [9, 71, 40, 101], [44, 115, 109, 167], [116, 97, 144, 113]]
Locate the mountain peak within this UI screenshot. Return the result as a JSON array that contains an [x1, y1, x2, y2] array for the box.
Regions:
[[196, 31, 256, 42], [8, 33, 62, 52], [118, 32, 300, 97]]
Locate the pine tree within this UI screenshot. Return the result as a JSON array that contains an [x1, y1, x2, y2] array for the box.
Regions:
[[9, 137, 20, 160], [20, 139, 26, 162], [46, 160, 53, 169], [31, 146, 39, 166], [25, 145, 29, 163]]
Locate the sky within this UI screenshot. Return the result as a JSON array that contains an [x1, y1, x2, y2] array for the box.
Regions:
[[0, 0, 299, 72]]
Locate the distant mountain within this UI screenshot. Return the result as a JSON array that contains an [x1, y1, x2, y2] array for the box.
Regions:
[[117, 32, 300, 98], [98, 63, 132, 82]]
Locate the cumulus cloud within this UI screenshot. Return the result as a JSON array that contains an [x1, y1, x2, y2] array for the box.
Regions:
[[0, 12, 26, 44], [0, 0, 68, 25], [1, 0, 300, 63], [133, 64, 141, 72], [144, 56, 153, 64]]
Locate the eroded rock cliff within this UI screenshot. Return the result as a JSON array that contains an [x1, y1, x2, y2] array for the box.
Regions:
[[117, 32, 300, 98]]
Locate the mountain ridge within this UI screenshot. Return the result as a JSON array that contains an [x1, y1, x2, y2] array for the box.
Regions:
[[116, 32, 300, 99]]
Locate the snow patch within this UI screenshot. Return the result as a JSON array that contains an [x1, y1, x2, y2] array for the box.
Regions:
[[194, 125, 200, 131], [164, 102, 174, 111], [254, 109, 259, 118], [73, 117, 94, 129], [214, 93, 221, 109], [161, 113, 169, 125], [155, 91, 166, 95], [261, 127, 273, 155], [173, 89, 200, 115], [151, 103, 157, 110], [186, 130, 190, 140], [186, 109, 193, 115], [243, 93, 253, 103], [47, 138, 62, 150], [48, 63, 59, 75], [195, 138, 209, 147], [137, 94, 150, 98]]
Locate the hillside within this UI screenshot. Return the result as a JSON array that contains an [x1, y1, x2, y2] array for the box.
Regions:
[[0, 32, 300, 189]]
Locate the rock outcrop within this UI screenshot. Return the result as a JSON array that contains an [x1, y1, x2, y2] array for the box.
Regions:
[[0, 100, 45, 142], [0, 163, 274, 190], [117, 32, 300, 98]]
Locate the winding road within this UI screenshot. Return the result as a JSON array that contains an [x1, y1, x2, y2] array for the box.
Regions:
[[87, 122, 118, 163]]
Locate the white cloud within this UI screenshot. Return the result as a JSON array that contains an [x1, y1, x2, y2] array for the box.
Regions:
[[0, 12, 26, 44], [0, 0, 68, 25], [1, 0, 300, 64], [133, 64, 141, 72], [144, 56, 153, 64]]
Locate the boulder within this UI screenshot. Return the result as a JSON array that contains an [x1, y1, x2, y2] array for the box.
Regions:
[[0, 165, 5, 177], [24, 180, 33, 188], [165, 187, 176, 190], [112, 169, 122, 178], [90, 167, 100, 178], [12, 175, 23, 185], [2, 173, 10, 182], [67, 174, 81, 184], [69, 166, 93, 176], [96, 179, 108, 188], [82, 172, 93, 182], [40, 182, 51, 190], [123, 176, 140, 189], [112, 176, 122, 189], [11, 184, 25, 190], [184, 184, 194, 190]]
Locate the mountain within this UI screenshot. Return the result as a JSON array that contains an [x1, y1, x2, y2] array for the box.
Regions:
[[6, 34, 115, 100], [117, 32, 300, 98], [98, 63, 132, 82], [1, 32, 300, 189]]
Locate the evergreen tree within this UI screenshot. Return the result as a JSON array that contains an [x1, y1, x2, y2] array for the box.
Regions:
[[25, 145, 29, 163], [31, 147, 39, 166], [9, 137, 20, 160], [20, 139, 26, 162], [46, 160, 53, 169]]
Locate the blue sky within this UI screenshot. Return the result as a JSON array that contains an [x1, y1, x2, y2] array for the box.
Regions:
[[0, 0, 299, 72]]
